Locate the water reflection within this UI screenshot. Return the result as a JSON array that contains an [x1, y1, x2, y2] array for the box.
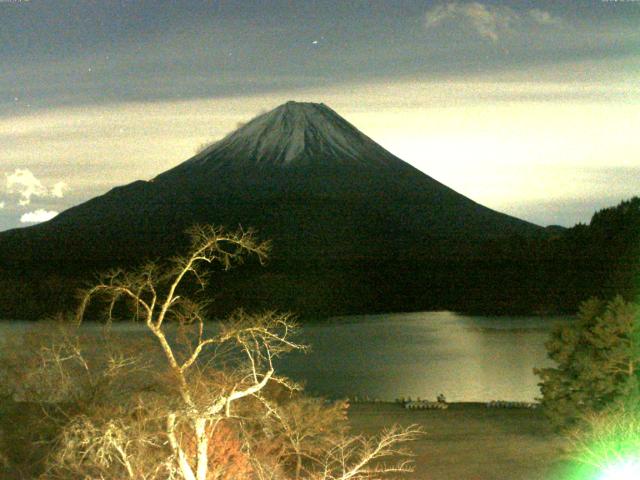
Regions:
[[278, 311, 571, 402], [0, 311, 571, 402]]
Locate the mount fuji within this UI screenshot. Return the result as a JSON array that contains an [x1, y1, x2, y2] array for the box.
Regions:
[[0, 101, 546, 317]]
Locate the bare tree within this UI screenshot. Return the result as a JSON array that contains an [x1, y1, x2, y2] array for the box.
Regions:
[[74, 225, 305, 480], [3, 225, 422, 479]]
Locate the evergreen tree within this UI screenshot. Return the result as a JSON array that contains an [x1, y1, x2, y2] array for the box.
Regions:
[[535, 296, 640, 429]]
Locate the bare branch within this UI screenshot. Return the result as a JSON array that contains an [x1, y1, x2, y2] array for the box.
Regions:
[[317, 424, 424, 480]]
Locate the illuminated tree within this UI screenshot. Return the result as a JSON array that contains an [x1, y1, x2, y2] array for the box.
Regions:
[[535, 296, 640, 429], [1, 225, 421, 479]]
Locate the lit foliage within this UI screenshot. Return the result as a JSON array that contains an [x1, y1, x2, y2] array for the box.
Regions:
[[535, 296, 640, 429]]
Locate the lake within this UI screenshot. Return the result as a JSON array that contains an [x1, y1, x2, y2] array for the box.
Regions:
[[0, 311, 571, 402]]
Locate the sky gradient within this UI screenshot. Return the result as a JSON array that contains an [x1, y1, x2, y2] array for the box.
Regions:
[[1, 0, 639, 230]]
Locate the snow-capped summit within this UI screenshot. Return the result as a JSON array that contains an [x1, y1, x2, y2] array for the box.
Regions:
[[0, 100, 546, 317], [172, 101, 402, 172]]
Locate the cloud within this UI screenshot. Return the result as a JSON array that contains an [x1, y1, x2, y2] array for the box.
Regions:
[[0, 201, 4, 209], [4, 168, 70, 206], [529, 9, 562, 27], [50, 181, 69, 198], [424, 2, 560, 42], [424, 2, 515, 42], [20, 209, 59, 224], [5, 168, 48, 206]]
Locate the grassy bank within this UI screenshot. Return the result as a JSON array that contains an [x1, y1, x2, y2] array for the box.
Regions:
[[348, 402, 572, 480], [2, 399, 577, 479]]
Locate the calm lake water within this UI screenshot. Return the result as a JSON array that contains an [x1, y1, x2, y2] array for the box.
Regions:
[[0, 311, 571, 402]]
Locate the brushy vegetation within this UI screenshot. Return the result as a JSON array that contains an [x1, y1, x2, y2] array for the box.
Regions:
[[0, 225, 421, 479]]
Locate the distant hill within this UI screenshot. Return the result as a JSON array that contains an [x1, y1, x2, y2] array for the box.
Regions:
[[0, 101, 566, 319], [544, 225, 566, 235], [546, 196, 640, 305]]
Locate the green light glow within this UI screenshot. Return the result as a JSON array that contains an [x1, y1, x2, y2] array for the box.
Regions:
[[599, 458, 640, 480], [560, 400, 640, 480]]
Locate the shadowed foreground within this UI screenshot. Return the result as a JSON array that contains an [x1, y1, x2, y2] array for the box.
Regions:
[[348, 403, 572, 480], [1, 399, 583, 479]]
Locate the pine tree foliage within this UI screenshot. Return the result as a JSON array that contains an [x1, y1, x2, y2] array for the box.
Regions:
[[535, 296, 640, 429]]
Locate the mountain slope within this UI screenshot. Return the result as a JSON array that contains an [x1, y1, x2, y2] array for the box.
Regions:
[[0, 101, 546, 317], [2, 102, 540, 264]]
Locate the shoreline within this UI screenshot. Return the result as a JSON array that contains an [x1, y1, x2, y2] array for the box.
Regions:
[[346, 399, 540, 407]]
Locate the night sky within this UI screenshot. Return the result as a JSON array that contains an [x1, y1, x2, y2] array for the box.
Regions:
[[1, 0, 638, 231]]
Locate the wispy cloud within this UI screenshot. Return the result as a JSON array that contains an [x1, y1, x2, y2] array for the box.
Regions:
[[4, 168, 70, 206], [0, 201, 4, 209], [50, 181, 69, 198], [20, 209, 59, 224], [529, 9, 562, 27], [424, 2, 561, 43]]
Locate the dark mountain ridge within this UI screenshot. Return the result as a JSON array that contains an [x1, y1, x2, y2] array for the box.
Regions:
[[0, 101, 553, 318], [0, 102, 541, 265]]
